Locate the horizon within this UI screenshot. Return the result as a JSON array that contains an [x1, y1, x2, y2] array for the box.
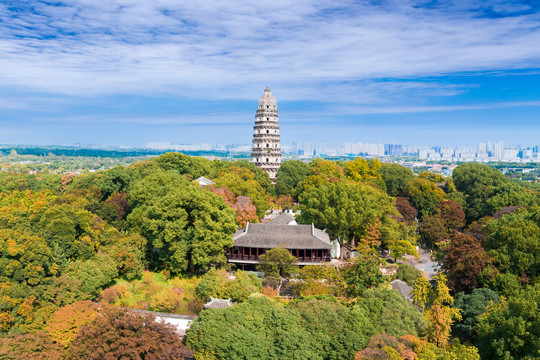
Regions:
[[1, 1, 539, 147]]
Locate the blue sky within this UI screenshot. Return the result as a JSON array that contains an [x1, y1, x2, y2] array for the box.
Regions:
[[1, 0, 539, 147]]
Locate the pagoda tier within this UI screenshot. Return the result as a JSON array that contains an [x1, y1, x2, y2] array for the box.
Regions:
[[251, 86, 282, 179]]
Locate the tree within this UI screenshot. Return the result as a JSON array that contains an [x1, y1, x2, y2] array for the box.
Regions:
[[186, 296, 378, 360], [0, 228, 53, 286], [275, 160, 309, 198], [195, 269, 262, 302], [419, 200, 466, 250], [64, 253, 118, 298], [477, 283, 540, 360], [96, 166, 139, 199], [293, 264, 346, 297], [413, 274, 461, 347], [257, 247, 297, 296], [395, 197, 417, 224], [378, 163, 414, 197], [217, 159, 272, 190], [67, 306, 189, 360], [452, 288, 500, 342], [45, 300, 98, 346], [0, 331, 65, 360], [406, 178, 446, 218], [154, 151, 215, 179], [208, 186, 258, 227], [346, 158, 382, 183], [344, 255, 385, 297], [355, 333, 480, 360], [128, 171, 237, 274], [357, 287, 426, 337], [452, 163, 535, 222], [308, 158, 345, 180], [418, 171, 446, 184], [298, 181, 397, 260], [484, 209, 540, 281], [443, 232, 494, 293], [214, 167, 269, 218]]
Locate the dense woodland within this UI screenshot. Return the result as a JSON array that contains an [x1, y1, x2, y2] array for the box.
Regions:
[[0, 152, 539, 359]]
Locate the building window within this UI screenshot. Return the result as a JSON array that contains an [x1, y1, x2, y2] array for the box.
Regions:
[[266, 143, 269, 147], [267, 105, 269, 109], [266, 130, 269, 134], [266, 158, 269, 162], [267, 117, 269, 121]]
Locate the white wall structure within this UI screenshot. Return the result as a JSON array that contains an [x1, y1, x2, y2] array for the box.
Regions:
[[251, 86, 282, 179]]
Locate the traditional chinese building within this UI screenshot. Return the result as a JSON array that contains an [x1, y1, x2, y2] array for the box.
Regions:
[[227, 214, 332, 270], [251, 86, 281, 179]]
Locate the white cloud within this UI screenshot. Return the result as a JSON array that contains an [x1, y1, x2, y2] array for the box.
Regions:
[[0, 0, 539, 103]]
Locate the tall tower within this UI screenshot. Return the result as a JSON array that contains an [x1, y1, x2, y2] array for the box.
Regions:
[[252, 86, 281, 179]]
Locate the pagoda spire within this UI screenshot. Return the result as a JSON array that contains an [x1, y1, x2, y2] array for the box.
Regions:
[[251, 86, 282, 179]]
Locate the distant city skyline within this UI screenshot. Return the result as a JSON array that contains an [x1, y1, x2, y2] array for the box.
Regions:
[[141, 139, 540, 162], [1, 1, 539, 146]]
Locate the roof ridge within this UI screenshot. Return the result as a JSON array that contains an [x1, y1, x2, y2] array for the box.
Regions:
[[311, 224, 331, 246]]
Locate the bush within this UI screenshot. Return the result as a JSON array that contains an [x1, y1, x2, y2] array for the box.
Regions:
[[396, 264, 422, 286]]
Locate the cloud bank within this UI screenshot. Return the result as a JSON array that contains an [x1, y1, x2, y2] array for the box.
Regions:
[[1, 0, 539, 102]]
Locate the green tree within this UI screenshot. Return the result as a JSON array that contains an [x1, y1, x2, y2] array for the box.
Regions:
[[195, 269, 262, 302], [357, 287, 426, 337], [275, 160, 309, 198], [452, 288, 500, 341], [477, 283, 540, 360], [257, 247, 298, 296], [406, 178, 446, 218], [0, 228, 54, 286], [344, 255, 385, 297], [308, 158, 345, 180], [298, 181, 397, 259], [452, 163, 535, 222], [154, 151, 215, 179], [293, 264, 346, 297], [96, 165, 139, 199], [128, 171, 237, 274], [378, 163, 414, 197]]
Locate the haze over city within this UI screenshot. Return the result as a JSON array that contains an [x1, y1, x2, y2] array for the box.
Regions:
[[1, 1, 539, 147]]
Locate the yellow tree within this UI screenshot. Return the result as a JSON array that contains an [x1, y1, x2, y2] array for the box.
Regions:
[[413, 274, 461, 347], [346, 157, 382, 182]]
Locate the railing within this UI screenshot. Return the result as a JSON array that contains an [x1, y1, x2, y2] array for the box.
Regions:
[[252, 148, 282, 153], [253, 134, 280, 138], [227, 254, 330, 263]]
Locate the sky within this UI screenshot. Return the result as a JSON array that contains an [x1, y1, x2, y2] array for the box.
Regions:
[[1, 0, 539, 148]]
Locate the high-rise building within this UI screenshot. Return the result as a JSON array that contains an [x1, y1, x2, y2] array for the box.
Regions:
[[251, 86, 281, 179]]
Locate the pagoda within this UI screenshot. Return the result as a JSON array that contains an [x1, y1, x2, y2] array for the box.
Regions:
[[251, 86, 281, 179]]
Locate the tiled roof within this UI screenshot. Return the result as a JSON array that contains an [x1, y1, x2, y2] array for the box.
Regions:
[[194, 176, 215, 186], [233, 222, 331, 250], [268, 213, 296, 225], [204, 297, 233, 309], [390, 279, 413, 301]]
